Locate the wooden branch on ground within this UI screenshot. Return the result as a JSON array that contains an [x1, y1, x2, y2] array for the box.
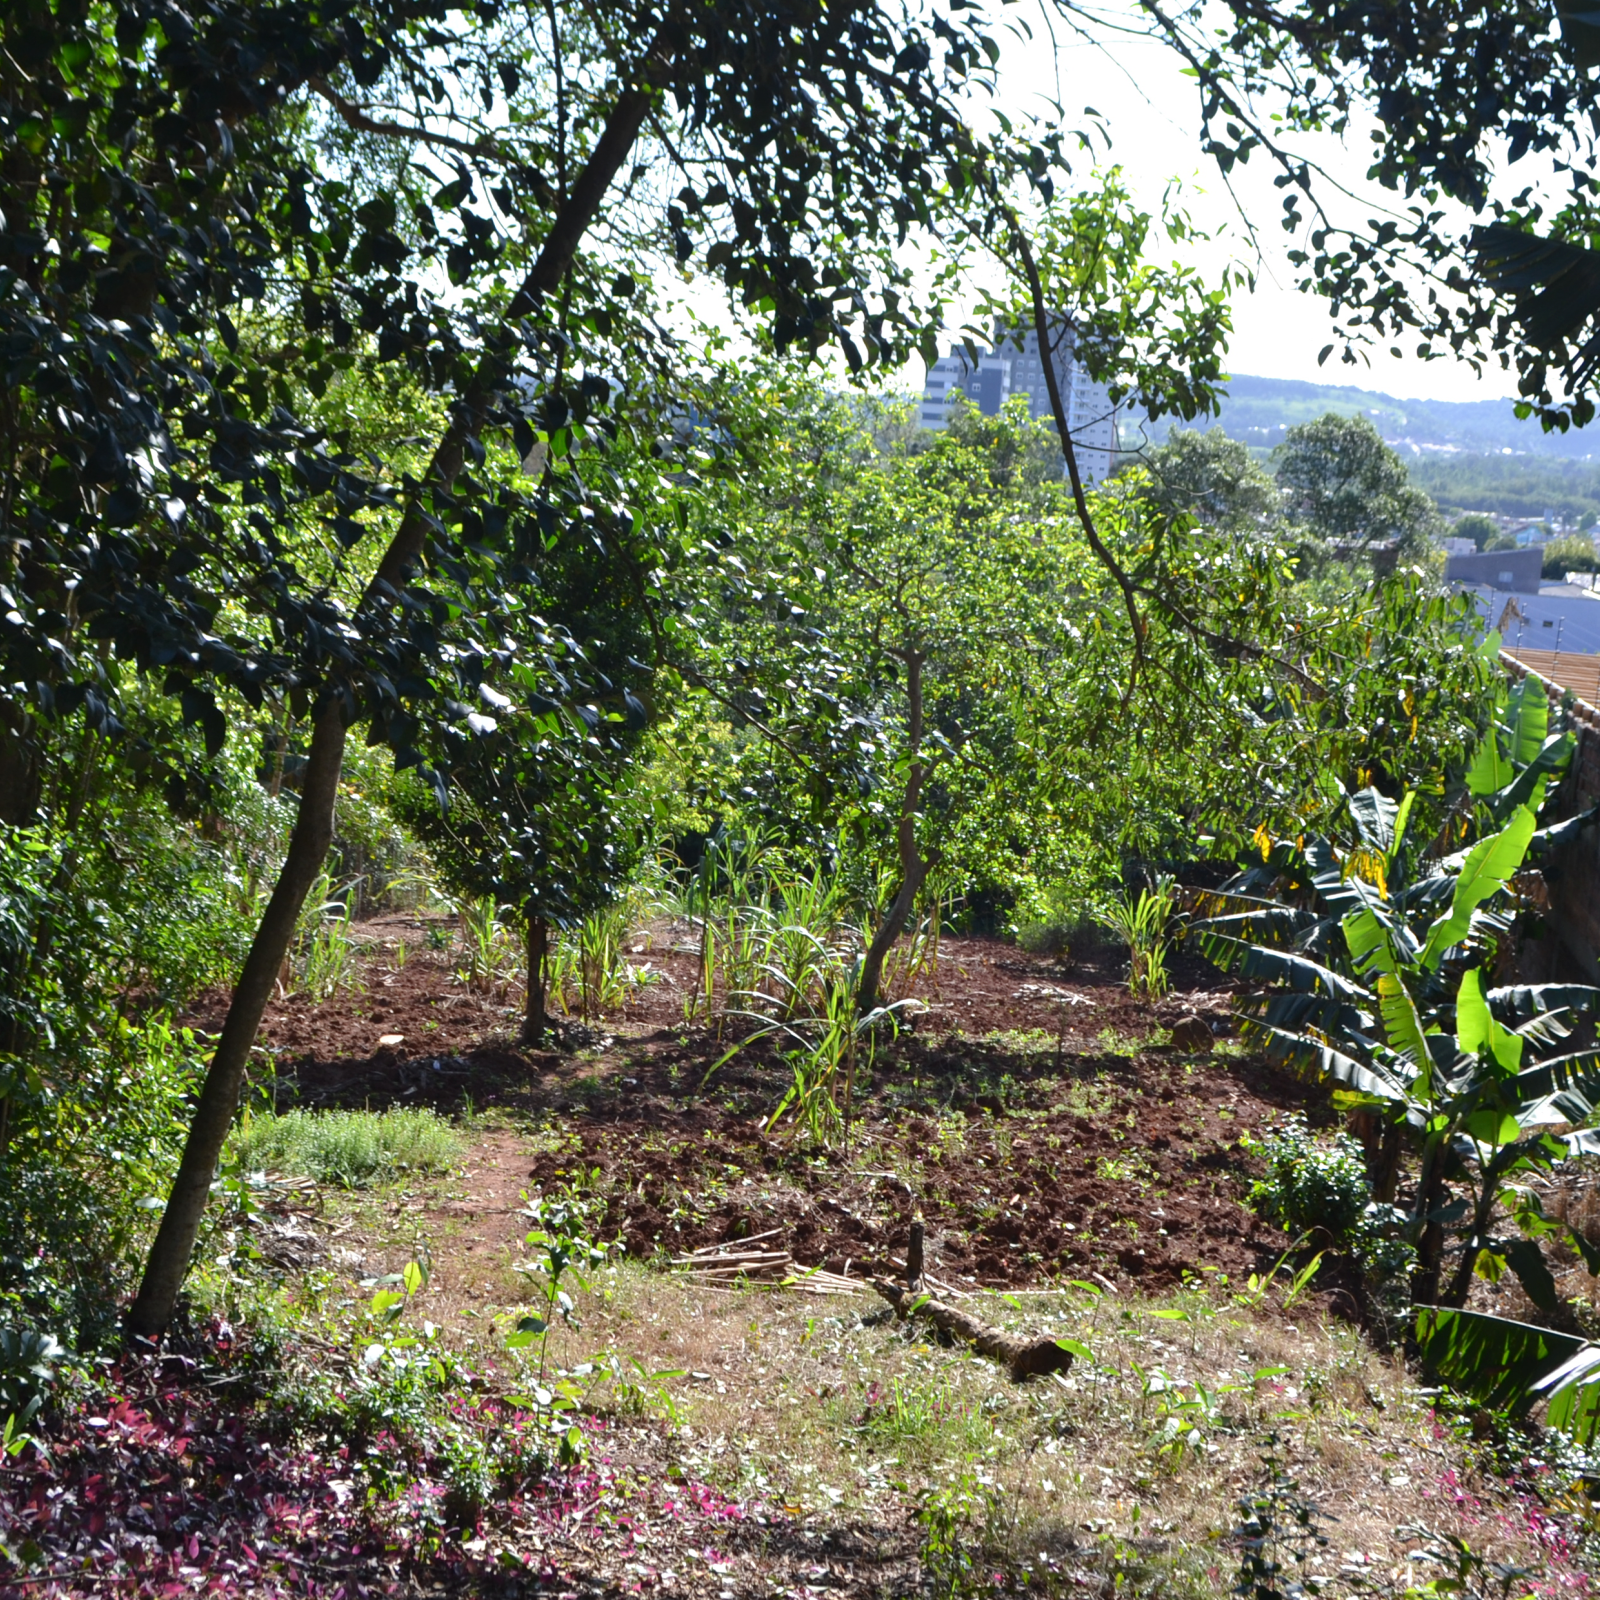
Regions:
[[868, 1277, 1074, 1379], [871, 1216, 1071, 1379]]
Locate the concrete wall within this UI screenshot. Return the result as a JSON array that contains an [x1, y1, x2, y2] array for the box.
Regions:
[[1445, 547, 1543, 592]]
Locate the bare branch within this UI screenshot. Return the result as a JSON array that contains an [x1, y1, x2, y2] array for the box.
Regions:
[[308, 75, 506, 162]]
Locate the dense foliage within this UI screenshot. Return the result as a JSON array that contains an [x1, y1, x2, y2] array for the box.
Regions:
[[10, 11, 1600, 1567]]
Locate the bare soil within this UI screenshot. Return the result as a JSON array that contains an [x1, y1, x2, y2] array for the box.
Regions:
[[185, 919, 1322, 1305]]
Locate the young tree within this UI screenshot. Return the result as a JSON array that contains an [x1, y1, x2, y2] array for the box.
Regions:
[[397, 723, 640, 1046]]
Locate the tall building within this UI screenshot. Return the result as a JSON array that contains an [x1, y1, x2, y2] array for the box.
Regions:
[[919, 321, 1119, 484]]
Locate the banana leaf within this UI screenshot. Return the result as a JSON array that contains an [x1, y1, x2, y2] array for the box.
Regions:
[[1415, 1305, 1585, 1416], [1495, 732, 1576, 821], [1489, 983, 1600, 1019], [1193, 931, 1371, 1001], [1527, 803, 1600, 862], [1349, 786, 1400, 854], [1421, 806, 1537, 970], [1249, 1020, 1415, 1102]]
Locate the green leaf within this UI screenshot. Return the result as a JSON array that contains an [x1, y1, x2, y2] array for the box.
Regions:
[[1505, 677, 1549, 766], [1455, 968, 1524, 1074], [1349, 786, 1398, 853], [368, 1288, 404, 1322], [1389, 790, 1416, 863], [1464, 734, 1512, 798], [1377, 971, 1432, 1067], [1414, 1304, 1584, 1412], [1421, 806, 1536, 969], [1463, 1108, 1522, 1145], [1501, 1237, 1560, 1314]]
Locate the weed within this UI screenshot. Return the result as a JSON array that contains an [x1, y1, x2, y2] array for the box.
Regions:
[[289, 870, 363, 1001], [1232, 1433, 1328, 1600], [230, 1107, 462, 1187], [917, 1469, 1002, 1599], [454, 896, 517, 994]]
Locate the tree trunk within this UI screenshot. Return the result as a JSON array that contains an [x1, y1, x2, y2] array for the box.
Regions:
[[857, 651, 935, 1014], [125, 702, 345, 1339], [1409, 1139, 1446, 1306], [522, 915, 549, 1047], [857, 855, 930, 1016], [125, 47, 667, 1339]]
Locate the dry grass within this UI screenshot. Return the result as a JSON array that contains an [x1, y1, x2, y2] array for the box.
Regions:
[[243, 1135, 1597, 1597], [445, 1261, 1579, 1595]]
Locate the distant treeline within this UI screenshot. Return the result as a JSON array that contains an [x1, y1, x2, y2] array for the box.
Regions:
[[1405, 454, 1600, 523]]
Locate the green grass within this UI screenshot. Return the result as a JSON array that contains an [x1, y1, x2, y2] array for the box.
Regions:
[[230, 1107, 463, 1187]]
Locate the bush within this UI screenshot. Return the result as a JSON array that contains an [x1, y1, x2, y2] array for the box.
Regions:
[[230, 1108, 463, 1187], [1245, 1116, 1412, 1289], [1245, 1114, 1371, 1240]]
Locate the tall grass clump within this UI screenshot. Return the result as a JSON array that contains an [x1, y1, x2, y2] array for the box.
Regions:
[[231, 1107, 462, 1187]]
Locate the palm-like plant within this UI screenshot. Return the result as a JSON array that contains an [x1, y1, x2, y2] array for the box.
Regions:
[[1196, 677, 1600, 1310]]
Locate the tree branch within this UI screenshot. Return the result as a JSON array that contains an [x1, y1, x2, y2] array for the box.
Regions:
[[308, 76, 505, 161], [1002, 205, 1147, 665]]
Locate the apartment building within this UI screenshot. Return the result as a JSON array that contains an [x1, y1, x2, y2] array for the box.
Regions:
[[919, 322, 1119, 483]]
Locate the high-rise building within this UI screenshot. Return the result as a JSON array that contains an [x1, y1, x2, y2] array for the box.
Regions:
[[919, 321, 1119, 484]]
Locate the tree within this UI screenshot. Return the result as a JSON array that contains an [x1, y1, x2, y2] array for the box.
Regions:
[[1453, 513, 1501, 551], [1035, 1, 1600, 426], [1123, 427, 1280, 536], [1274, 415, 1442, 564], [1543, 534, 1597, 577], [393, 516, 653, 1046], [1197, 681, 1600, 1310], [397, 726, 640, 1047], [0, 0, 1089, 1339]]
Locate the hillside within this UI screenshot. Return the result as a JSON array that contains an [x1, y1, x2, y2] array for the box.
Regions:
[[1203, 373, 1596, 457], [1141, 374, 1600, 520]]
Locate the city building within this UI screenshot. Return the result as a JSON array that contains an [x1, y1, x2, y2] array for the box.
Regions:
[[919, 321, 1119, 484]]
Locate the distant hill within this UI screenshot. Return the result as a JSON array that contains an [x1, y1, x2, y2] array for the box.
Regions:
[[1195, 373, 1599, 458], [1140, 374, 1600, 522]]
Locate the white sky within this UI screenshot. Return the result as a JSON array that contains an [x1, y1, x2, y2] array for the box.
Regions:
[[969, 2, 1532, 404]]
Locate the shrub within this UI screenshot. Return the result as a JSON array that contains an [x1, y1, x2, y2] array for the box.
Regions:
[[1245, 1114, 1369, 1241], [230, 1108, 462, 1187], [1245, 1115, 1412, 1290]]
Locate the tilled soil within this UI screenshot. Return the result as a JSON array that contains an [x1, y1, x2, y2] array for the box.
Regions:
[[186, 918, 1320, 1299]]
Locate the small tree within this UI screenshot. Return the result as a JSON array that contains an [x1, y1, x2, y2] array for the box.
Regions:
[[396, 721, 641, 1046]]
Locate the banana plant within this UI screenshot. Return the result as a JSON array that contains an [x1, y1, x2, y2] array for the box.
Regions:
[[1196, 676, 1600, 1308]]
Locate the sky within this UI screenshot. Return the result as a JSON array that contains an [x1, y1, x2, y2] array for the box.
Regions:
[[967, 2, 1532, 405]]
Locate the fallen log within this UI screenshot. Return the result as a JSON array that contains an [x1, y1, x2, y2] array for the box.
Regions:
[[869, 1277, 1074, 1379], [871, 1217, 1070, 1380]]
